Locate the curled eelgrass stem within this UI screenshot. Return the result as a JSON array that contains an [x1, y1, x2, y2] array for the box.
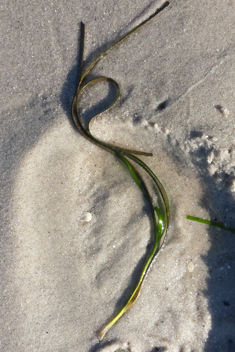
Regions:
[[186, 215, 235, 234], [72, 1, 170, 340]]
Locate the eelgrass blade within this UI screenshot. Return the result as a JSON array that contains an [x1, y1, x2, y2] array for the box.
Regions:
[[73, 77, 153, 156], [99, 152, 166, 340], [123, 152, 170, 227], [81, 1, 170, 81], [77, 22, 85, 85], [72, 31, 153, 157], [187, 215, 235, 234], [71, 4, 170, 340]]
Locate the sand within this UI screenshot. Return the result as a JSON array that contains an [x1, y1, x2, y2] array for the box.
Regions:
[[1, 0, 235, 351]]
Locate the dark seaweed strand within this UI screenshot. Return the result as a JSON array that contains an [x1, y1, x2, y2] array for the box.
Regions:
[[71, 3, 170, 340], [81, 1, 170, 81]]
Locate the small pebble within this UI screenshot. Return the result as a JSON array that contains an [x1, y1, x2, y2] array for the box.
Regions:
[[81, 212, 92, 223]]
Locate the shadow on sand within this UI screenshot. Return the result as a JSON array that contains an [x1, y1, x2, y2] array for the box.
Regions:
[[168, 124, 235, 352], [187, 138, 235, 351]]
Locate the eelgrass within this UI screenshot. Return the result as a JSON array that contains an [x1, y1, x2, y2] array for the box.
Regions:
[[186, 215, 235, 234], [71, 1, 170, 340]]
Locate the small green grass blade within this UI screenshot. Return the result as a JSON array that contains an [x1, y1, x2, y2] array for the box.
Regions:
[[187, 215, 235, 234]]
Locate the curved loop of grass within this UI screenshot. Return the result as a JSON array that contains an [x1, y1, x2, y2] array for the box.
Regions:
[[186, 215, 235, 234], [71, 1, 170, 340]]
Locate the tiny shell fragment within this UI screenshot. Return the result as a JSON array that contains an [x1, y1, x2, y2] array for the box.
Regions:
[[221, 107, 229, 117], [214, 104, 229, 117], [81, 212, 92, 223], [188, 261, 195, 273]]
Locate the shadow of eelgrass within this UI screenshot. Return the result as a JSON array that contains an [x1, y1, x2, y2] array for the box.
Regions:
[[185, 138, 235, 351]]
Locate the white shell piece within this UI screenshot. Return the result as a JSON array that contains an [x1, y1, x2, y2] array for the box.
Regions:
[[188, 261, 195, 273], [81, 212, 92, 223]]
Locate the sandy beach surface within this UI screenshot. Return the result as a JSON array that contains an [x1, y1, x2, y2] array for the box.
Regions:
[[1, 0, 235, 351]]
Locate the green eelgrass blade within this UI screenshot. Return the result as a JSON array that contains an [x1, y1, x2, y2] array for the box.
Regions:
[[99, 152, 166, 340], [122, 152, 170, 229], [71, 3, 170, 340], [72, 28, 153, 156], [73, 77, 153, 156], [186, 215, 235, 234]]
